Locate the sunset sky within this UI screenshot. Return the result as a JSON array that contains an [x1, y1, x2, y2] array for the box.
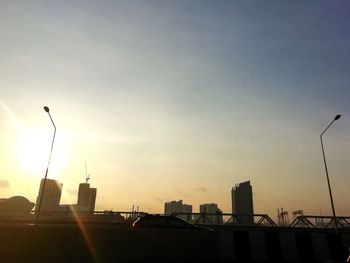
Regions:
[[1, 1, 349, 218]]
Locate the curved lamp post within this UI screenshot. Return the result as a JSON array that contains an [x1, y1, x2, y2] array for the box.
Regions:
[[35, 106, 56, 224], [320, 114, 341, 232]]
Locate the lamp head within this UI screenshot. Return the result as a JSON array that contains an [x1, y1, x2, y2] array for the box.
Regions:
[[44, 106, 50, 113], [334, 114, 341, 121]]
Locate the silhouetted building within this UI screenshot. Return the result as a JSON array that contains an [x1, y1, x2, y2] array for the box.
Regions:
[[35, 178, 62, 212], [199, 203, 223, 224], [0, 196, 35, 219], [231, 181, 254, 225], [77, 183, 97, 212], [34, 178, 97, 218], [277, 208, 289, 226], [164, 200, 192, 221]]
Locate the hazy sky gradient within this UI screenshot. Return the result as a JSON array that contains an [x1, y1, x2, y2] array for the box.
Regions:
[[1, 1, 349, 218]]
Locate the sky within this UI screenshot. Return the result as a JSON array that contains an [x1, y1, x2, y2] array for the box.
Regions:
[[0, 1, 349, 219]]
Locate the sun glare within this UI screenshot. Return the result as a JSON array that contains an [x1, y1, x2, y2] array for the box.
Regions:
[[16, 128, 68, 179]]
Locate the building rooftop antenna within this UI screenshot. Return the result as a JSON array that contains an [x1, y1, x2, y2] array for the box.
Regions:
[[85, 162, 90, 184]]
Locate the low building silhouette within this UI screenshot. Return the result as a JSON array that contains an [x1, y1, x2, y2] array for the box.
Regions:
[[199, 203, 223, 224], [0, 196, 35, 220], [164, 200, 192, 221]]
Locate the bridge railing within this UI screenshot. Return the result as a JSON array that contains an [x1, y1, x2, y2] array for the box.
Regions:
[[168, 212, 278, 227], [289, 215, 350, 229], [2, 209, 350, 229]]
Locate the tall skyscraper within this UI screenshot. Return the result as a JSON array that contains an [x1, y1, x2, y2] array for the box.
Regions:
[[35, 178, 62, 212], [164, 200, 192, 221], [231, 181, 254, 225], [77, 183, 97, 212]]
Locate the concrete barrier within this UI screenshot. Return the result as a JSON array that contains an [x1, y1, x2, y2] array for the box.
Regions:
[[250, 230, 268, 262], [218, 230, 235, 262], [326, 233, 346, 262], [0, 224, 349, 262], [265, 231, 283, 262], [311, 233, 330, 262], [233, 230, 252, 262]]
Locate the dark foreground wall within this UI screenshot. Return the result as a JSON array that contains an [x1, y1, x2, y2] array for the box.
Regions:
[[0, 224, 349, 263], [218, 227, 350, 263]]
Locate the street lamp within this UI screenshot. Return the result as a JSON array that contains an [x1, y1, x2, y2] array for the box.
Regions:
[[35, 106, 57, 224], [320, 114, 341, 232]]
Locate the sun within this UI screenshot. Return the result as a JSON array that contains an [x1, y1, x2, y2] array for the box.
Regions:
[[16, 128, 68, 179]]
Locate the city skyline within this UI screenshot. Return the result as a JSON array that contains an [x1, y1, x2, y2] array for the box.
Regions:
[[1, 1, 350, 217]]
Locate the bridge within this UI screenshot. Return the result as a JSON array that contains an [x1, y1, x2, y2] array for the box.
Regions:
[[33, 210, 350, 229]]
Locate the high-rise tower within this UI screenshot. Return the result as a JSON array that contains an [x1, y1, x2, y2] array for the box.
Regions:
[[231, 180, 254, 225], [35, 178, 62, 212], [77, 183, 97, 212]]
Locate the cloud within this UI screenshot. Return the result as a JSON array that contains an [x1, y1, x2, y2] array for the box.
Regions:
[[197, 187, 207, 193], [0, 180, 10, 188]]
